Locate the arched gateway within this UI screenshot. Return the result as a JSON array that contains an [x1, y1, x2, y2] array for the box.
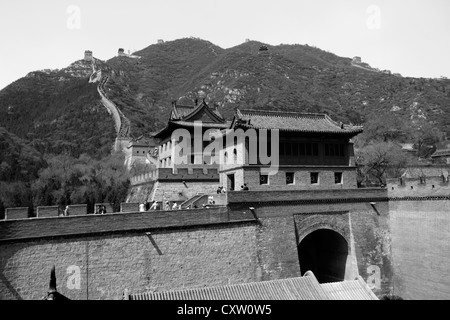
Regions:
[[298, 229, 349, 283]]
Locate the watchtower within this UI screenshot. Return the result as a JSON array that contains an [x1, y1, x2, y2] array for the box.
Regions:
[[84, 50, 93, 61]]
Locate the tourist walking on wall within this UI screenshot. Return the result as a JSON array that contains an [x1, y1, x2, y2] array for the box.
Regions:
[[139, 202, 145, 212], [63, 206, 70, 216], [150, 201, 158, 210]]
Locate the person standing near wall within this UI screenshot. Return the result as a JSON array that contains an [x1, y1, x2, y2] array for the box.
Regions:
[[150, 201, 158, 210], [63, 205, 70, 216], [139, 202, 145, 212]]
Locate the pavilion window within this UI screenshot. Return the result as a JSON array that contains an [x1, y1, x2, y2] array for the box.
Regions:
[[293, 143, 299, 156], [286, 172, 294, 185], [299, 143, 305, 156], [280, 142, 285, 155], [286, 142, 292, 156], [312, 143, 319, 156], [260, 174, 269, 185], [335, 172, 343, 184], [310, 172, 319, 184], [306, 143, 312, 156]]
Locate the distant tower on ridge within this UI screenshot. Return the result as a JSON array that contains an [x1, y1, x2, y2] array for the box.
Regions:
[[84, 50, 93, 61]]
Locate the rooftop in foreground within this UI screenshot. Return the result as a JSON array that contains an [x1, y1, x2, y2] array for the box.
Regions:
[[124, 271, 378, 300]]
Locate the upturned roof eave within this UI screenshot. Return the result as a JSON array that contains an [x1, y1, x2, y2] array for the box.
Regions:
[[153, 121, 229, 139], [235, 124, 363, 136]]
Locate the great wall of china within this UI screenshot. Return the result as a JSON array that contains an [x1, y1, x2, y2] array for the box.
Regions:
[[89, 55, 132, 152]]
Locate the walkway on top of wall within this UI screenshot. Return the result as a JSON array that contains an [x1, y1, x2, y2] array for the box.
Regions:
[[0, 206, 257, 243]]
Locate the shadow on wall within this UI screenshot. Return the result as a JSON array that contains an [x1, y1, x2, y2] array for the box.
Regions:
[[0, 237, 89, 300]]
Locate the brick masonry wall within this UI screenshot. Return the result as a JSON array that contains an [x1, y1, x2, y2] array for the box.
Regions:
[[127, 183, 155, 203], [387, 177, 450, 198], [227, 188, 388, 204], [255, 216, 301, 281], [68, 205, 87, 216], [389, 200, 450, 300], [0, 188, 394, 300], [151, 181, 219, 202], [0, 207, 251, 242], [120, 203, 140, 212], [5, 208, 29, 220], [37, 206, 60, 218], [221, 167, 357, 191], [227, 192, 393, 297], [0, 224, 257, 300], [349, 201, 393, 297]]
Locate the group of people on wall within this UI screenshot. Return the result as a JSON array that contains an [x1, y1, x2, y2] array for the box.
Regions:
[[138, 194, 219, 212], [58, 204, 108, 216], [138, 200, 179, 211], [216, 183, 249, 194]]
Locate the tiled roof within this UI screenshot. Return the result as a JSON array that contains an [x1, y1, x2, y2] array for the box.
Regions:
[[125, 272, 378, 300], [171, 105, 196, 120], [171, 102, 225, 123], [172, 121, 229, 128], [320, 276, 378, 300], [233, 109, 363, 135], [401, 165, 450, 178], [431, 149, 450, 158], [153, 121, 230, 139]]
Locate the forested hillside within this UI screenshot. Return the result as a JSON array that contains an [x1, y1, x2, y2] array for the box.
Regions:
[[2, 37, 450, 215]]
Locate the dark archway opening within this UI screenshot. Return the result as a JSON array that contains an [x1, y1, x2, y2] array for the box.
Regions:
[[298, 229, 348, 283]]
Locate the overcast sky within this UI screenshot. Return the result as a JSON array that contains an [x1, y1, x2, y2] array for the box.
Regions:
[[0, 0, 449, 90]]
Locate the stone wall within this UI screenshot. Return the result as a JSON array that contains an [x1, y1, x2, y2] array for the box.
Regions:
[[150, 181, 218, 203], [120, 203, 140, 213], [386, 176, 450, 299], [0, 206, 257, 300], [68, 205, 87, 216], [227, 188, 392, 297], [5, 208, 29, 220], [0, 224, 257, 300], [387, 176, 450, 198], [130, 168, 220, 186], [389, 199, 450, 300], [37, 206, 60, 218], [0, 188, 394, 300], [127, 182, 155, 203]]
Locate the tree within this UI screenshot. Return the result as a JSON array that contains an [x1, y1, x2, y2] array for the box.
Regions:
[[356, 142, 412, 187], [31, 151, 130, 212], [354, 112, 408, 148], [407, 119, 444, 159]]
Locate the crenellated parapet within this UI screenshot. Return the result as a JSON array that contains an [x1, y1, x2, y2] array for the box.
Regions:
[[387, 175, 450, 198]]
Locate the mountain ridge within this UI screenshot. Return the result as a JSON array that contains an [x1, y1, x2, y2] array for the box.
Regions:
[[1, 37, 450, 160]]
